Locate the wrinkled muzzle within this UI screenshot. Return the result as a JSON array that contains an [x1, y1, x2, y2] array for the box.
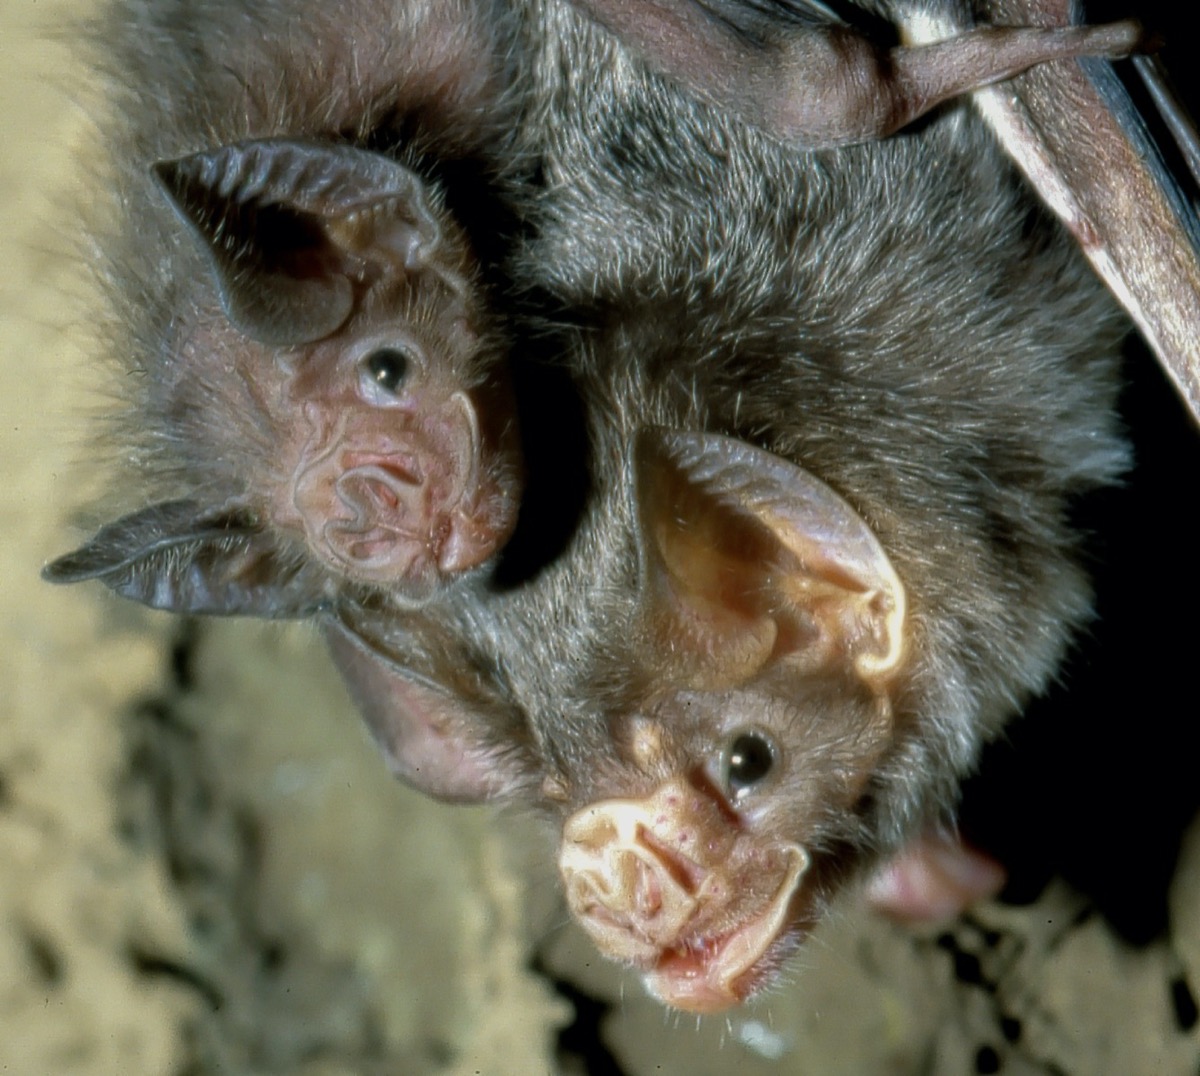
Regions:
[[290, 390, 518, 596], [558, 779, 809, 1013]]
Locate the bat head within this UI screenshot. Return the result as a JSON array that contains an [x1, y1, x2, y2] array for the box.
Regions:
[[549, 429, 908, 1010], [44, 139, 522, 615], [323, 428, 911, 1011]]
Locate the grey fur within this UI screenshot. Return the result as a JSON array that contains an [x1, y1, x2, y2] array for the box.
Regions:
[[49, 0, 531, 610], [338, 0, 1128, 941], [50, 0, 1133, 998]]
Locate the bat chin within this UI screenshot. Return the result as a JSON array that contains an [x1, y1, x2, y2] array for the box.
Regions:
[[641, 873, 808, 1014]]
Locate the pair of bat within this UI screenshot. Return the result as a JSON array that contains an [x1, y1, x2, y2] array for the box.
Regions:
[[46, 0, 1200, 1013]]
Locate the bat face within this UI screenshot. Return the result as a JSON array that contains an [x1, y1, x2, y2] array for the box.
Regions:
[[43, 0, 533, 614], [556, 684, 884, 1011], [272, 312, 519, 594], [560, 769, 814, 1014], [46, 137, 523, 613], [544, 429, 906, 1010], [160, 136, 526, 600]]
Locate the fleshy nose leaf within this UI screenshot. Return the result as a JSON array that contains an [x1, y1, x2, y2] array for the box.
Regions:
[[560, 798, 711, 963], [558, 779, 810, 1011]]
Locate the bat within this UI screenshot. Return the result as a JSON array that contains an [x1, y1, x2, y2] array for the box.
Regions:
[[41, 0, 528, 613], [313, 0, 1197, 1013], [564, 0, 1144, 147], [42, 0, 1200, 1017], [563, 0, 1200, 424]]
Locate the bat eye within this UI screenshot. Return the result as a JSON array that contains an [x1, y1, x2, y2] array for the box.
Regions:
[[364, 347, 412, 395], [725, 731, 775, 799]]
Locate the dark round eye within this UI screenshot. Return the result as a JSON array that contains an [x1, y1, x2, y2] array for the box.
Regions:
[[365, 347, 411, 394], [726, 732, 775, 798]]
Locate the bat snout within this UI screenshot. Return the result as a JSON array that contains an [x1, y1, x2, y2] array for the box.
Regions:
[[560, 801, 710, 963], [558, 781, 810, 1011], [351, 460, 424, 511], [295, 448, 472, 592]]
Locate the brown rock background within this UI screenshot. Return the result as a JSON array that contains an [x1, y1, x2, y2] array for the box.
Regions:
[[4, 2, 1199, 1073]]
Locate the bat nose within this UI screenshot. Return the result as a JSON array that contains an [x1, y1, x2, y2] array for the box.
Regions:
[[558, 779, 812, 1010], [561, 823, 700, 960], [340, 461, 424, 518], [558, 780, 732, 963]]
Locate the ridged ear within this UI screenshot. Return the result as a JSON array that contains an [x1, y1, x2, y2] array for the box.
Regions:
[[322, 618, 528, 804], [42, 500, 331, 617], [154, 138, 450, 346], [633, 429, 906, 690]]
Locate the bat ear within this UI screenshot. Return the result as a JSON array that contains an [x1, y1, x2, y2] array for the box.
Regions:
[[633, 429, 906, 689], [154, 139, 451, 347], [322, 618, 528, 804], [42, 500, 330, 618]]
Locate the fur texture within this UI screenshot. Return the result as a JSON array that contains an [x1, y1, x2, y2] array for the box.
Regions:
[[338, 0, 1129, 982], [54, 0, 532, 608]]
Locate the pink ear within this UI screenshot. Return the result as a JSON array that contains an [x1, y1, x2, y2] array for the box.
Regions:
[[634, 429, 907, 689], [322, 618, 525, 804], [865, 830, 1007, 924]]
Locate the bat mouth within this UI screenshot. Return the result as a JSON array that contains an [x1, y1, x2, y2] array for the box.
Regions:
[[315, 456, 458, 581], [338, 525, 424, 564], [641, 844, 808, 1013], [559, 786, 809, 1013], [333, 463, 431, 533]]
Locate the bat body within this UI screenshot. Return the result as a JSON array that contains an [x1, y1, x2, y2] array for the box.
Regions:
[[326, 0, 1139, 1012], [566, 0, 1144, 147], [44, 0, 528, 612], [565, 0, 1200, 422], [45, 0, 1198, 1016]]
